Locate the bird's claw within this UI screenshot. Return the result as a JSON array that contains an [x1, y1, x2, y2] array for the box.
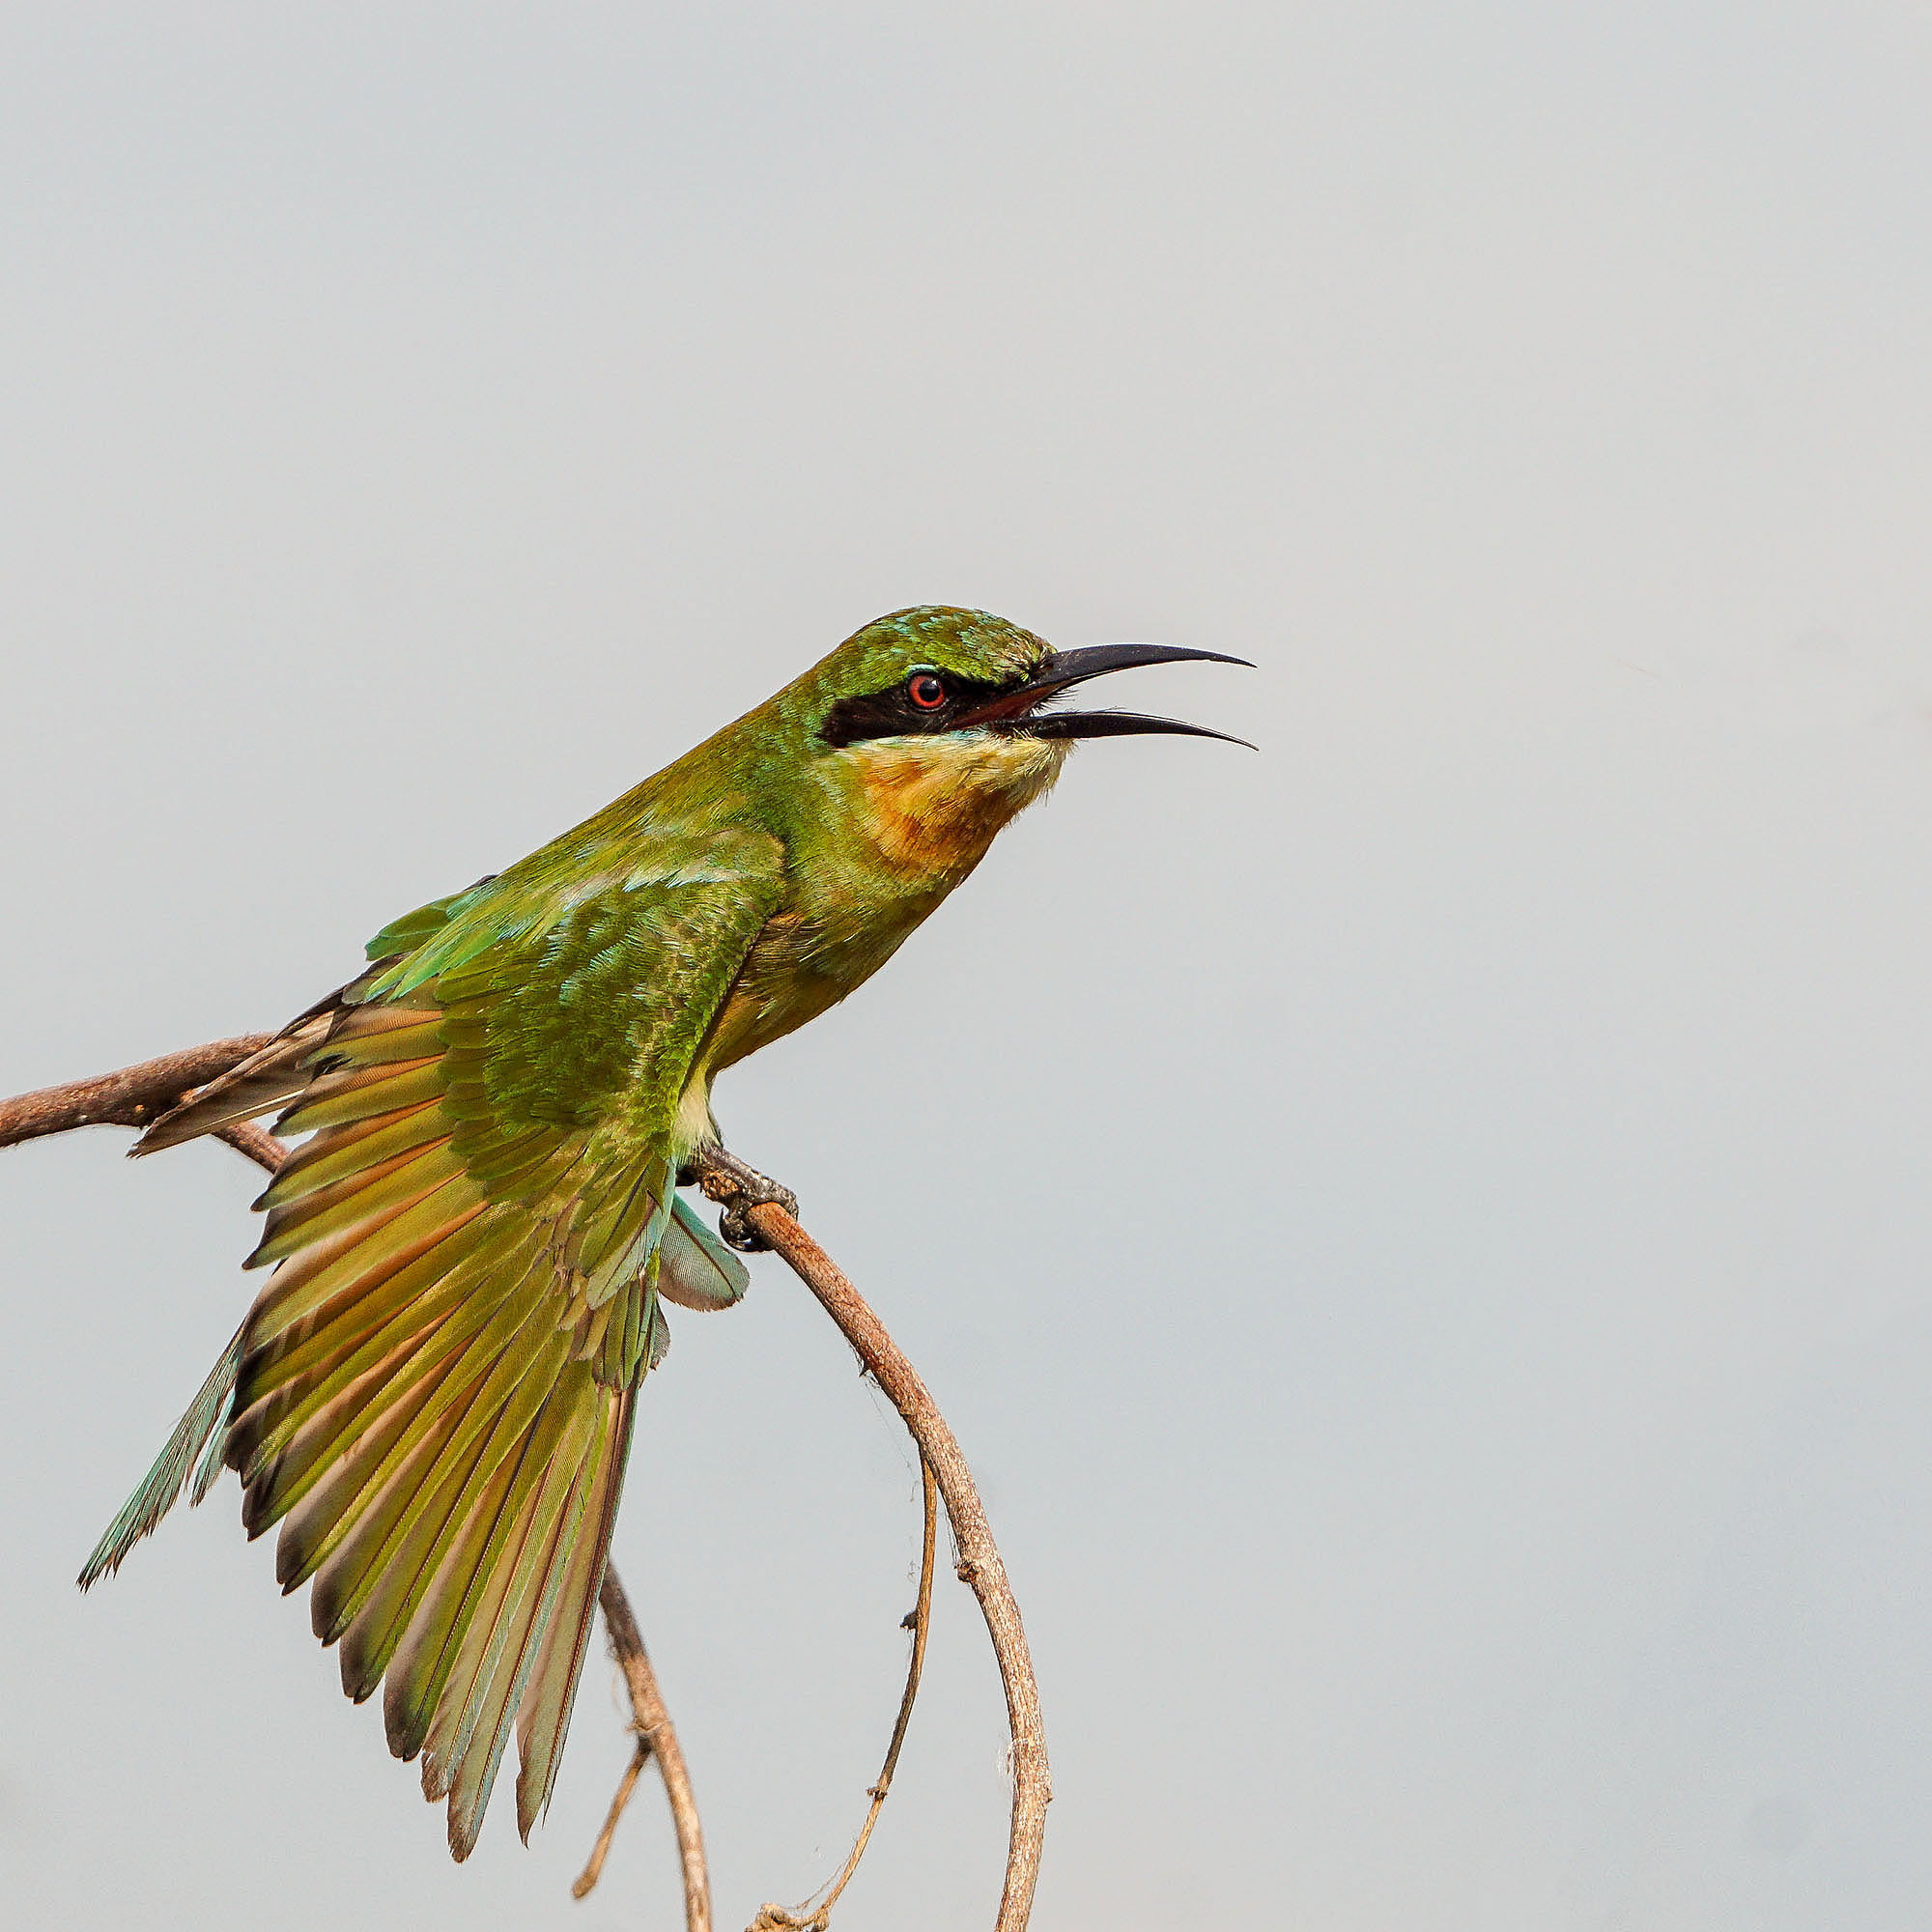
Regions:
[[719, 1179, 800, 1252], [702, 1150, 800, 1252]]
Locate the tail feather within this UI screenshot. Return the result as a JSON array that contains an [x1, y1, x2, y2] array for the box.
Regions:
[[657, 1194, 750, 1309]]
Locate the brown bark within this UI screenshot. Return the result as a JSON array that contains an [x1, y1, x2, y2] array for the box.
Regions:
[[696, 1174, 1051, 1932], [577, 1564, 712, 1928], [0, 1037, 274, 1146]]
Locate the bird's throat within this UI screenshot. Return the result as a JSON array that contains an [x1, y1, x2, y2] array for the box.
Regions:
[[842, 732, 1067, 881]]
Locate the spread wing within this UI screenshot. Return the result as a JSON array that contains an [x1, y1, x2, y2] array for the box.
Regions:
[[121, 832, 781, 1857]]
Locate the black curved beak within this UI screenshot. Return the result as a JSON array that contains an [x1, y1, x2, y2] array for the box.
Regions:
[[954, 642, 1256, 747]]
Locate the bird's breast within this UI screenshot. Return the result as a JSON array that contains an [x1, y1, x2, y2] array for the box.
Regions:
[[703, 902, 925, 1075]]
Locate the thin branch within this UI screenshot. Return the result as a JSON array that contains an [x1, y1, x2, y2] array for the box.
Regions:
[[696, 1171, 1052, 1932], [870, 1460, 940, 1799], [576, 1563, 711, 1930], [0, 1042, 710, 1930], [747, 1456, 939, 1932], [214, 1120, 296, 1171], [0, 1037, 273, 1147], [574, 1738, 647, 1901]]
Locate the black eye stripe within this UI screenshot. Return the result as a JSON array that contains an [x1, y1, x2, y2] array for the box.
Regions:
[[820, 670, 1012, 748]]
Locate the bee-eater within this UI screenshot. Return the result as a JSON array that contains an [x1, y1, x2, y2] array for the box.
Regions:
[[80, 606, 1246, 1858]]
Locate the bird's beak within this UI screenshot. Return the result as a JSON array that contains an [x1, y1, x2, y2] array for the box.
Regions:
[[953, 642, 1255, 747]]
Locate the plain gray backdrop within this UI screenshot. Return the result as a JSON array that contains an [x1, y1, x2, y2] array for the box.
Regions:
[[5, 4, 1932, 1927]]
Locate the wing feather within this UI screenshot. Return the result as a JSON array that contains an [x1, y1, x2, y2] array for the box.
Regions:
[[89, 836, 782, 1855], [514, 1385, 635, 1838], [178, 845, 781, 1856]]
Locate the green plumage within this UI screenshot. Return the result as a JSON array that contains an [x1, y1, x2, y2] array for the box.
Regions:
[[80, 607, 1209, 1858]]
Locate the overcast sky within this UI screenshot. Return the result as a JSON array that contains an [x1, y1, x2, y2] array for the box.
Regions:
[[6, 5, 1932, 1928]]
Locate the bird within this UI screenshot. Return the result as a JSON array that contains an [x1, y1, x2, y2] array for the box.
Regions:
[[78, 605, 1247, 1859]]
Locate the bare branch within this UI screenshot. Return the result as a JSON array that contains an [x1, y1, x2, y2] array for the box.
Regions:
[[573, 1739, 647, 1902], [575, 1564, 711, 1929], [213, 1120, 295, 1171], [0, 1037, 273, 1147], [746, 1457, 939, 1932], [872, 1459, 940, 1801], [696, 1171, 1051, 1932]]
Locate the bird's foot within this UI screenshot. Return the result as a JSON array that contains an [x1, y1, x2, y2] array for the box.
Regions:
[[699, 1147, 801, 1252]]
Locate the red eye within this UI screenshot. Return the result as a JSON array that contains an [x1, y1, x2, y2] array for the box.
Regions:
[[906, 671, 949, 710]]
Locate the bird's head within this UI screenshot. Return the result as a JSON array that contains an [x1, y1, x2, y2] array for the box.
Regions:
[[777, 606, 1249, 881]]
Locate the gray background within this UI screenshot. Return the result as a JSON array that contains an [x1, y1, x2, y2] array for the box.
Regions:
[[4, 4, 1932, 1926]]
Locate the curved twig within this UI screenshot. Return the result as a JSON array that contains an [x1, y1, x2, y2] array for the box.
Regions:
[[747, 1456, 939, 1932], [696, 1171, 1051, 1932]]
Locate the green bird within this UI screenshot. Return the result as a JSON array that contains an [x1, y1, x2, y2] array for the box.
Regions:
[[80, 606, 1246, 1858]]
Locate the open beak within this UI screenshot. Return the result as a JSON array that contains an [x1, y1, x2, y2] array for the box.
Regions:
[[954, 642, 1255, 747]]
